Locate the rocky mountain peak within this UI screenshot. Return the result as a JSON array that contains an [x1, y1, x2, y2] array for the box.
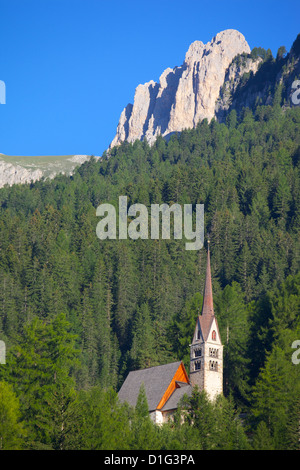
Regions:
[[110, 29, 253, 148], [184, 40, 205, 64]]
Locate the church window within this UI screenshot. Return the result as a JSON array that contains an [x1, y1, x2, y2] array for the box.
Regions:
[[195, 360, 201, 370], [197, 329, 201, 340], [194, 348, 202, 357], [212, 330, 216, 341], [209, 360, 218, 371], [209, 348, 218, 358]]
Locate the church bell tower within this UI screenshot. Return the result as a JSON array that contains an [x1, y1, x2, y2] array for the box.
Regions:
[[190, 242, 223, 400]]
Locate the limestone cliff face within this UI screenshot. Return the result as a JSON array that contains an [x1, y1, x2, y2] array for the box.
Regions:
[[110, 29, 259, 148]]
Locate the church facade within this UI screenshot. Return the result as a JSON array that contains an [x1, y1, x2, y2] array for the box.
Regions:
[[118, 243, 223, 424]]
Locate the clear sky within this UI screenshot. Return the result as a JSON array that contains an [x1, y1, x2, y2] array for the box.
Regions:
[[1, 0, 299, 156]]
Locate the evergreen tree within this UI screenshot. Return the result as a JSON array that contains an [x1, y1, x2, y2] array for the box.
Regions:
[[130, 303, 156, 370], [172, 293, 203, 370], [252, 421, 274, 450], [214, 394, 249, 450], [214, 282, 250, 402], [0, 381, 26, 449], [285, 393, 300, 450], [1, 314, 79, 448], [252, 343, 300, 449], [181, 388, 215, 450], [130, 384, 160, 450], [75, 387, 131, 450]]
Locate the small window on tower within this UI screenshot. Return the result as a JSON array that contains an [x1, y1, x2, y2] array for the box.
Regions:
[[195, 361, 201, 370], [212, 330, 216, 341], [209, 361, 218, 371], [197, 329, 201, 340], [209, 348, 218, 357]]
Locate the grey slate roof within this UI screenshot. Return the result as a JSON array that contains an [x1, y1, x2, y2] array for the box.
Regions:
[[118, 361, 183, 412], [161, 382, 193, 411]]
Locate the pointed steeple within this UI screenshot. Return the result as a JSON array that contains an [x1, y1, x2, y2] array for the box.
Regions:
[[201, 240, 214, 317], [190, 241, 223, 400]]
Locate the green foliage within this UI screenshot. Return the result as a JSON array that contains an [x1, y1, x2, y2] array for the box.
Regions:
[[130, 384, 160, 449], [129, 303, 156, 370], [0, 314, 79, 448], [251, 339, 300, 449], [0, 93, 299, 449], [269, 273, 300, 343], [213, 394, 250, 450], [252, 421, 274, 450], [171, 292, 203, 370], [73, 387, 132, 450], [0, 381, 26, 449], [215, 282, 250, 401], [176, 389, 249, 450], [181, 388, 215, 449]]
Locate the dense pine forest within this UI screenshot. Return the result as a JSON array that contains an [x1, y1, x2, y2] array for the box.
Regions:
[[0, 89, 299, 449]]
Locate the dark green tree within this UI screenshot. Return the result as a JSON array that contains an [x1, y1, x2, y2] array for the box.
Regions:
[[2, 314, 79, 449], [130, 384, 160, 449], [130, 303, 156, 370], [214, 282, 250, 401]]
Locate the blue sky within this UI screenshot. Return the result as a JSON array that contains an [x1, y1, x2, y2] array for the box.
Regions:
[[1, 0, 299, 156]]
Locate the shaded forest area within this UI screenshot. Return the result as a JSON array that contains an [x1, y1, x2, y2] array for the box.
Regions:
[[0, 97, 299, 449]]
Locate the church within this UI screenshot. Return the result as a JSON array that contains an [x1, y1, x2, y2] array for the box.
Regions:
[[118, 242, 223, 424]]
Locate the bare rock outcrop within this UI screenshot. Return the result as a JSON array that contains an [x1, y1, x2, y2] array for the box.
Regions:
[[0, 160, 43, 188], [110, 29, 256, 148], [0, 154, 93, 188]]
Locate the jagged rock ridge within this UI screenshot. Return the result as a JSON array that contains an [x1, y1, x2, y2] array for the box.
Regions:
[[110, 29, 260, 148]]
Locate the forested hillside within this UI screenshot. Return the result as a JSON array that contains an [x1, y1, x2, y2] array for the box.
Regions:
[[0, 98, 299, 449]]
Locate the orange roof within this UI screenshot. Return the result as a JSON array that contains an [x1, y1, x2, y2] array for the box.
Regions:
[[118, 361, 191, 412]]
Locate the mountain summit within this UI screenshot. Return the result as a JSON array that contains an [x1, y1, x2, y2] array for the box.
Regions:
[[110, 29, 259, 148]]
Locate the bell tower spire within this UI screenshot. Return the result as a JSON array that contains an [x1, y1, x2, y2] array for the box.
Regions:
[[201, 240, 214, 317], [189, 241, 223, 400]]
